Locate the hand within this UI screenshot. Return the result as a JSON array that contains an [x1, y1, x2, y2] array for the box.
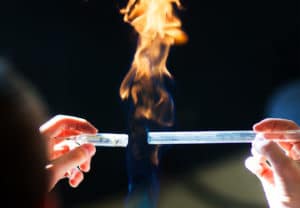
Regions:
[[39, 115, 98, 190], [245, 118, 300, 208]]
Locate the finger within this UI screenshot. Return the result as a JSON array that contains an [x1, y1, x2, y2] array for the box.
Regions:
[[50, 140, 80, 160], [253, 138, 293, 177], [253, 118, 299, 132], [51, 145, 71, 160], [47, 143, 96, 182], [287, 143, 300, 160], [69, 169, 84, 188], [244, 156, 263, 175], [254, 140, 292, 158], [251, 145, 266, 160], [267, 140, 299, 161], [245, 156, 274, 184], [39, 114, 98, 139], [79, 158, 91, 172], [253, 119, 300, 146], [277, 142, 293, 152], [64, 167, 78, 178]]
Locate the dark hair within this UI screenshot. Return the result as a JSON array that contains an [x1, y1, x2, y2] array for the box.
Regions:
[[0, 58, 50, 207]]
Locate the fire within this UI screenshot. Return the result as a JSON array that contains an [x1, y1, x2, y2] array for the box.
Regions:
[[120, 0, 188, 126]]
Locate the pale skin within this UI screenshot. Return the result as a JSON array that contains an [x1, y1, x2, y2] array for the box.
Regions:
[[39, 115, 97, 191], [245, 118, 300, 208]]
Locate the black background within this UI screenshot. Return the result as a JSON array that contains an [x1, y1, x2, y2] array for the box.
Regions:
[[1, 0, 299, 207]]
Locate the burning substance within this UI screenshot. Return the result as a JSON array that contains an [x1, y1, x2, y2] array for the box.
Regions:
[[120, 0, 188, 126], [119, 0, 187, 207]]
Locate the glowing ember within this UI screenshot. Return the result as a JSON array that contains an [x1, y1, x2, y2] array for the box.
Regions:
[[120, 0, 188, 126]]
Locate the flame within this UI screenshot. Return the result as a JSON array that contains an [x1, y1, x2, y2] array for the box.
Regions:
[[120, 0, 188, 126]]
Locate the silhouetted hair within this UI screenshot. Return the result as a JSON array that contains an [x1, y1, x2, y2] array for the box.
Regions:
[[0, 58, 49, 207]]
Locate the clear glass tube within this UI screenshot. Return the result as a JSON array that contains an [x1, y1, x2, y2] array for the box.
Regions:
[[70, 130, 300, 147], [70, 133, 128, 147], [148, 131, 256, 144]]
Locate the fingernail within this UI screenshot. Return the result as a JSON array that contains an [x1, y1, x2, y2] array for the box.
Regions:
[[70, 179, 77, 187], [82, 144, 96, 156]]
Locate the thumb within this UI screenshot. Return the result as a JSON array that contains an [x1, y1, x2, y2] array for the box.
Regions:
[[253, 137, 293, 177], [46, 143, 96, 190], [245, 156, 274, 185]]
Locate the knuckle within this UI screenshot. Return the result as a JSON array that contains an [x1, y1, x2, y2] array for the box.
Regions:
[[72, 147, 89, 162]]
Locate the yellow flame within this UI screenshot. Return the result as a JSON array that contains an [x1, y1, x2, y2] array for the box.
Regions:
[[120, 0, 188, 126]]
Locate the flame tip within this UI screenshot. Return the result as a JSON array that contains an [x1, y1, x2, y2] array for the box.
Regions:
[[120, 0, 187, 125]]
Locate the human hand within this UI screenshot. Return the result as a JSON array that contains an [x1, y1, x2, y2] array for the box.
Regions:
[[245, 118, 300, 208], [39, 115, 98, 190]]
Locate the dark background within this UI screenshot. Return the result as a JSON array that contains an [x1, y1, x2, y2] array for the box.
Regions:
[[1, 0, 299, 207]]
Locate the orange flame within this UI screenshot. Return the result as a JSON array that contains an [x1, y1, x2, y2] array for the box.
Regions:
[[120, 0, 188, 126]]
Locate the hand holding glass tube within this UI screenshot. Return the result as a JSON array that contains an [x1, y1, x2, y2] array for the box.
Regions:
[[245, 118, 300, 208], [40, 115, 98, 190]]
